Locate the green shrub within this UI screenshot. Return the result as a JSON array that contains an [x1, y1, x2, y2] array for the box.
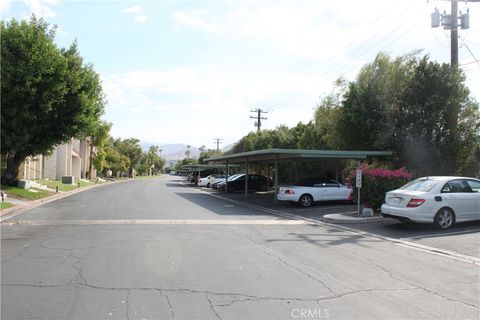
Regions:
[[349, 164, 412, 211]]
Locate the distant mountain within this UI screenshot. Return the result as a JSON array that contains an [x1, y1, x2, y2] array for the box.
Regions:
[[140, 142, 200, 161], [140, 141, 236, 162], [222, 143, 234, 152]]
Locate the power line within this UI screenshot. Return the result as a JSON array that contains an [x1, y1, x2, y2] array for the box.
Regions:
[[274, 18, 422, 108], [463, 42, 480, 66], [262, 1, 419, 108]]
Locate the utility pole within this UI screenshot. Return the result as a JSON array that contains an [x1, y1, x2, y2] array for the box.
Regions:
[[250, 108, 268, 132], [431, 0, 478, 66], [213, 138, 222, 152], [451, 0, 459, 66]]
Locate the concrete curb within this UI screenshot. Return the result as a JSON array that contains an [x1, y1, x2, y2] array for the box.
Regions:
[[322, 213, 388, 224], [0, 179, 133, 221]]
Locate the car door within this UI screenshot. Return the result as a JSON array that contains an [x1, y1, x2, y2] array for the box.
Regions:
[[326, 180, 348, 200], [312, 181, 333, 201], [248, 175, 259, 190], [441, 179, 477, 220], [465, 179, 480, 219]]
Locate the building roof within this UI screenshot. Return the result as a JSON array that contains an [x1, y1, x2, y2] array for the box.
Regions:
[[205, 148, 393, 164]]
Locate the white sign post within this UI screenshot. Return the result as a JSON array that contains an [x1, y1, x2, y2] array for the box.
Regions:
[[356, 169, 362, 215]]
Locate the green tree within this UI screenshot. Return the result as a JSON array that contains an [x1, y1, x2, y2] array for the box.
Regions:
[[337, 52, 479, 176], [337, 52, 417, 152], [1, 17, 105, 185], [174, 158, 198, 171], [90, 122, 112, 176], [103, 142, 130, 177], [139, 145, 165, 175], [400, 57, 480, 175], [198, 149, 221, 163], [114, 138, 143, 176]]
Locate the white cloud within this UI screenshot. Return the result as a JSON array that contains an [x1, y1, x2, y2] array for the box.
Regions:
[[124, 5, 142, 14], [173, 11, 220, 34], [134, 15, 148, 23], [22, 0, 60, 18], [101, 66, 320, 145], [0, 0, 14, 14], [123, 5, 148, 23], [104, 0, 479, 145]]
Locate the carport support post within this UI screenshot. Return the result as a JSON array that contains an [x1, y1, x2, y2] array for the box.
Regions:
[[335, 162, 339, 182], [245, 157, 249, 200], [274, 156, 278, 204], [267, 165, 270, 189], [225, 161, 229, 194]]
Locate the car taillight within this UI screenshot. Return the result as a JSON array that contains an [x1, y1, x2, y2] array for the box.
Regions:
[[407, 198, 425, 207], [347, 190, 353, 201], [284, 189, 295, 194]]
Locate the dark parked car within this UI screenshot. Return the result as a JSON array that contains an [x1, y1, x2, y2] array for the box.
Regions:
[[212, 174, 243, 190], [217, 174, 273, 193]]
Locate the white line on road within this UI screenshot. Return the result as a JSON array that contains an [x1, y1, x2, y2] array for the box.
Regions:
[[2, 219, 314, 226]]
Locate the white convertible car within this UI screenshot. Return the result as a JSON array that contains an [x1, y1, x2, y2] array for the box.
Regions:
[[277, 179, 354, 207], [381, 176, 480, 229]]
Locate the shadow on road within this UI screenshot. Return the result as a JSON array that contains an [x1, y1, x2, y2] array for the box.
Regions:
[[174, 192, 290, 218]]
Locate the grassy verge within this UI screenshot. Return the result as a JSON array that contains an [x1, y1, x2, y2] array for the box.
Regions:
[[0, 202, 15, 210], [36, 179, 94, 192], [0, 185, 52, 200]]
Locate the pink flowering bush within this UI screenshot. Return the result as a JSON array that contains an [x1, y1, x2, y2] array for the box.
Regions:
[[349, 163, 413, 211]]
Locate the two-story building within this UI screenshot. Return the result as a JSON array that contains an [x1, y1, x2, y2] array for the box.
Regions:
[[18, 138, 96, 181]]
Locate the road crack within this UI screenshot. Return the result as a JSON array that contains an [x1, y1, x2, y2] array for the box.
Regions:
[[161, 291, 175, 320], [373, 261, 479, 310], [230, 228, 337, 295]]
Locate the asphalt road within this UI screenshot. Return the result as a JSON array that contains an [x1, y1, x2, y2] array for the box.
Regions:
[[2, 176, 479, 320]]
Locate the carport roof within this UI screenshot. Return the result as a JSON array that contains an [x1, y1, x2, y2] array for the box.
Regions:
[[205, 148, 393, 164], [181, 164, 239, 171]]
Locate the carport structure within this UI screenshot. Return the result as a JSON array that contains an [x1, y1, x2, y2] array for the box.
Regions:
[[180, 164, 239, 182], [205, 148, 393, 204]]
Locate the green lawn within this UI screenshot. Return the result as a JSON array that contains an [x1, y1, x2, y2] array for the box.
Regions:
[[36, 179, 94, 192], [0, 185, 52, 200], [0, 202, 14, 210]]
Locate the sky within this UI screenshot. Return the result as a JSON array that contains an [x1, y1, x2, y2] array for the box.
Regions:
[[1, 0, 480, 150]]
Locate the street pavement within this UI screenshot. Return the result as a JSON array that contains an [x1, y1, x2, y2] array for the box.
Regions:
[[1, 176, 479, 320]]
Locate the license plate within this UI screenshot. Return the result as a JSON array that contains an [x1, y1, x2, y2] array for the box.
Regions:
[[388, 197, 402, 205]]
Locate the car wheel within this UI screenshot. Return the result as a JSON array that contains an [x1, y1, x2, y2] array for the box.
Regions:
[[434, 208, 455, 229], [299, 194, 313, 208], [207, 182, 210, 188]]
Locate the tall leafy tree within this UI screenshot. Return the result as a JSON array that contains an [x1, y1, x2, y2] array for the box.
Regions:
[[1, 17, 105, 185], [337, 52, 479, 176], [89, 121, 112, 177], [114, 138, 143, 176], [400, 57, 479, 175]]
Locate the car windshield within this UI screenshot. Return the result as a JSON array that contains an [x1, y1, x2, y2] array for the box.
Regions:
[[228, 174, 244, 181], [399, 178, 439, 192]]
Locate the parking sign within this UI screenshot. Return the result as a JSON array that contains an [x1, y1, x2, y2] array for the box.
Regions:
[[356, 169, 362, 188]]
